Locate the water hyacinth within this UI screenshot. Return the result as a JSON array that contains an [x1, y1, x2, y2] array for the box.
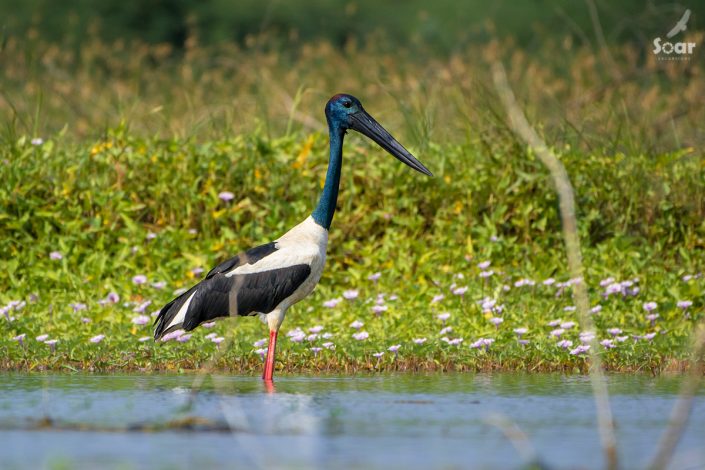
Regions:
[[643, 302, 658, 312], [590, 305, 603, 314], [306, 334, 319, 342], [371, 305, 388, 315], [470, 338, 494, 350], [146, 232, 157, 240], [543, 278, 556, 286], [607, 328, 623, 337], [452, 286, 468, 296], [36, 334, 49, 342], [570, 345, 590, 355], [367, 272, 381, 282], [218, 191, 235, 201], [322, 342, 335, 350], [579, 332, 595, 344], [646, 313, 659, 325], [255, 348, 268, 359], [372, 352, 384, 359], [479, 270, 494, 278], [440, 326, 453, 335], [477, 261, 491, 269], [443, 337, 463, 346], [600, 339, 615, 349], [550, 328, 565, 338], [352, 331, 369, 341], [350, 320, 364, 330], [513, 328, 528, 338], [308, 325, 324, 334], [106, 292, 120, 304], [177, 334, 192, 343], [557, 339, 573, 349], [202, 321, 216, 328], [436, 312, 451, 323], [132, 275, 148, 285], [413, 338, 427, 345], [13, 334, 26, 346], [161, 329, 185, 342], [431, 294, 445, 304], [211, 337, 225, 345], [548, 319, 561, 327], [132, 315, 150, 325], [489, 317, 504, 327], [560, 321, 576, 329], [323, 298, 342, 308], [677, 300, 692, 310], [81, 317, 91, 323], [31, 137, 44, 146], [69, 302, 87, 312], [191, 267, 204, 276], [253, 338, 268, 348], [310, 347, 323, 356], [388, 344, 401, 354], [343, 290, 359, 300], [151, 281, 167, 290], [563, 306, 576, 312], [90, 334, 105, 344], [50, 251, 63, 260], [45, 339, 58, 352], [133, 300, 152, 313]]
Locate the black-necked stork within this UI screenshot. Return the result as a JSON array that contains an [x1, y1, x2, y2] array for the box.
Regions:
[[153, 94, 432, 381]]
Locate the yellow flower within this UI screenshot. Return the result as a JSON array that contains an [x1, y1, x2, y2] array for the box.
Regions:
[[293, 135, 315, 169]]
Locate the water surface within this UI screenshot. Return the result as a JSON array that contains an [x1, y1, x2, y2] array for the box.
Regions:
[[0, 373, 703, 469]]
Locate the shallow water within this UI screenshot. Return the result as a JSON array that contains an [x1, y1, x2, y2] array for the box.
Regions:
[[0, 373, 703, 470]]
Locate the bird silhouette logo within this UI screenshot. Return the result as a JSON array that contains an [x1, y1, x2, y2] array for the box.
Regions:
[[666, 9, 691, 38]]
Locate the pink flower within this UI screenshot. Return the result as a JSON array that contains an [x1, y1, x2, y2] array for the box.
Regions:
[[350, 320, 364, 330], [550, 328, 565, 338], [253, 338, 268, 348], [255, 347, 268, 359], [452, 286, 468, 296], [431, 294, 445, 303], [132, 275, 147, 285], [479, 270, 494, 278], [133, 300, 152, 313], [413, 338, 427, 345], [557, 339, 573, 349], [470, 338, 494, 350], [151, 281, 167, 290], [477, 261, 491, 269], [36, 334, 49, 342], [343, 290, 359, 300], [570, 345, 590, 355], [368, 272, 382, 282], [352, 331, 369, 341], [388, 344, 401, 353], [90, 334, 105, 344], [643, 302, 658, 312], [371, 305, 388, 315], [50, 251, 63, 260], [323, 298, 342, 308], [211, 337, 225, 345], [146, 232, 157, 240], [161, 329, 185, 342], [513, 328, 528, 337], [436, 312, 451, 322], [373, 352, 384, 359], [607, 328, 622, 336], [218, 191, 235, 201], [322, 342, 335, 349], [177, 334, 192, 343], [202, 321, 216, 328], [590, 305, 603, 314], [308, 325, 324, 334], [132, 315, 150, 325], [311, 347, 323, 356], [489, 317, 503, 327], [560, 321, 576, 329], [600, 339, 615, 349]]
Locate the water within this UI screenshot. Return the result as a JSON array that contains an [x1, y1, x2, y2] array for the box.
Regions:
[[0, 373, 703, 469]]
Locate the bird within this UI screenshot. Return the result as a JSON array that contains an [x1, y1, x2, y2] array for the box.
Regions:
[[153, 93, 432, 381], [666, 9, 690, 38]]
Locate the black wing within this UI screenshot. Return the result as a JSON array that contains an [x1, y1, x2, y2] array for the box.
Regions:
[[205, 242, 278, 279], [154, 262, 311, 339]]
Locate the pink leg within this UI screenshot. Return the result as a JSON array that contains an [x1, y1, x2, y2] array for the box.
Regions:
[[262, 330, 278, 381]]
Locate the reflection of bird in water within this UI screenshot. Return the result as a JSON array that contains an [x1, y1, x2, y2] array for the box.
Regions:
[[666, 9, 691, 38]]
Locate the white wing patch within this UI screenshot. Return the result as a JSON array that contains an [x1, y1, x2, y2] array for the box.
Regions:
[[165, 291, 197, 330]]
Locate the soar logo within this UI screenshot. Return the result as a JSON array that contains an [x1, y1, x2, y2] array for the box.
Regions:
[[653, 9, 696, 60]]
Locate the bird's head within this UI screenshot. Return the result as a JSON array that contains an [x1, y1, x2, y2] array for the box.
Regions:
[[325, 93, 433, 176]]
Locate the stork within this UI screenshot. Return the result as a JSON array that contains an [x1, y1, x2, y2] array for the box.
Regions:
[[153, 94, 432, 381]]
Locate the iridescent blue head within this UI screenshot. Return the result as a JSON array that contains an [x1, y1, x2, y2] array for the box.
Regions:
[[324, 93, 432, 176]]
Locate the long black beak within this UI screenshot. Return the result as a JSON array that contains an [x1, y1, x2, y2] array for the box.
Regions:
[[349, 110, 433, 176]]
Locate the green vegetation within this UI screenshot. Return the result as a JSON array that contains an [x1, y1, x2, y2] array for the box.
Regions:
[[0, 12, 703, 374]]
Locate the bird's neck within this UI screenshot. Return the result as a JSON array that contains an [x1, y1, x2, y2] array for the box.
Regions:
[[311, 127, 344, 230]]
